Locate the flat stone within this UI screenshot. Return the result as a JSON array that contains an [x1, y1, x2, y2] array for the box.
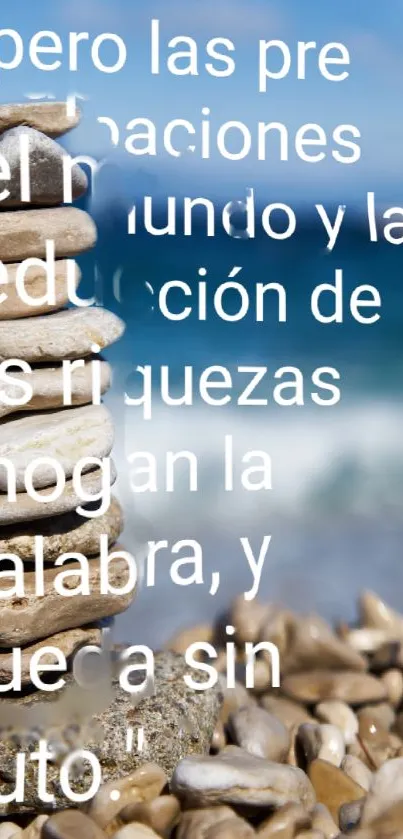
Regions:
[[315, 701, 358, 745], [0, 460, 117, 525], [0, 496, 123, 562], [0, 405, 113, 490], [42, 810, 106, 838], [0, 102, 80, 138], [0, 260, 81, 320], [228, 705, 290, 762], [231, 595, 271, 644], [0, 824, 22, 839], [282, 670, 387, 706], [341, 755, 373, 791], [297, 723, 345, 767], [0, 545, 135, 647], [0, 307, 125, 362], [0, 625, 101, 686], [0, 208, 96, 263], [359, 591, 403, 634], [350, 800, 403, 839], [177, 807, 244, 839], [0, 127, 87, 209], [21, 816, 48, 837], [311, 803, 339, 839], [308, 759, 366, 823], [282, 615, 366, 673], [0, 653, 222, 816], [0, 360, 111, 421], [260, 695, 313, 729], [171, 746, 316, 810], [112, 827, 160, 839]]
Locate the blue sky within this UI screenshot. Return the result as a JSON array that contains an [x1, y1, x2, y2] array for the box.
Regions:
[[1, 0, 403, 201]]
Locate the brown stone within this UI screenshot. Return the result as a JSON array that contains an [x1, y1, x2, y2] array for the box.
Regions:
[[118, 796, 181, 838], [88, 764, 167, 829], [256, 802, 311, 839], [0, 625, 101, 686], [282, 670, 386, 706], [42, 811, 105, 838], [308, 759, 366, 823]]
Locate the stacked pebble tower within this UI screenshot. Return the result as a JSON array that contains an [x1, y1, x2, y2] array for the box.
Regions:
[[0, 101, 134, 691]]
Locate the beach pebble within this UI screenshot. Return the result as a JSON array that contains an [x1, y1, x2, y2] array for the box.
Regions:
[[358, 709, 401, 768], [0, 460, 117, 525], [315, 701, 358, 745], [219, 678, 257, 724], [256, 803, 311, 838], [361, 757, 403, 824], [167, 624, 214, 656], [0, 496, 123, 562], [231, 595, 271, 643], [308, 759, 366, 822], [171, 747, 316, 810], [88, 764, 167, 829], [0, 624, 101, 686], [211, 719, 227, 752], [0, 127, 87, 208], [282, 615, 366, 673], [0, 360, 111, 420], [359, 591, 403, 635], [228, 705, 290, 761], [0, 546, 135, 647], [282, 670, 386, 705], [0, 306, 125, 363], [0, 404, 114, 491], [0, 101, 80, 137], [0, 259, 81, 320], [42, 810, 106, 838], [343, 627, 392, 654], [297, 723, 345, 767], [341, 755, 373, 791], [310, 804, 339, 839], [118, 795, 180, 838], [0, 208, 96, 263], [177, 806, 251, 839], [382, 669, 403, 708]]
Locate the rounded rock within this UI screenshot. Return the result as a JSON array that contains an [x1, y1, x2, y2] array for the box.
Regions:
[[282, 670, 387, 706], [0, 259, 81, 320], [228, 705, 290, 761], [0, 208, 96, 263], [0, 102, 80, 138], [308, 759, 366, 823], [88, 764, 167, 829], [315, 701, 358, 746], [341, 755, 373, 792], [118, 795, 180, 839], [42, 811, 106, 839]]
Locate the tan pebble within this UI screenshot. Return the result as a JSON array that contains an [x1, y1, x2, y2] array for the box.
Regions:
[[0, 404, 114, 491], [203, 817, 255, 838], [283, 615, 366, 673], [294, 832, 324, 839], [167, 624, 213, 656], [0, 544, 135, 647], [236, 654, 272, 694], [0, 259, 81, 321], [341, 755, 373, 791], [231, 595, 271, 643], [42, 810, 105, 838], [117, 795, 180, 838], [282, 670, 386, 706], [315, 700, 358, 745], [358, 709, 402, 768], [0, 360, 111, 421], [308, 758, 365, 823], [260, 609, 294, 658], [111, 826, 159, 839], [0, 101, 80, 137], [344, 627, 393, 654], [88, 764, 167, 829], [0, 460, 117, 526], [0, 207, 96, 263], [228, 705, 290, 761], [21, 817, 48, 838], [256, 802, 311, 838], [381, 670, 403, 708], [359, 591, 403, 634], [361, 756, 403, 824], [0, 824, 22, 839], [0, 306, 125, 363], [171, 747, 316, 810], [211, 719, 227, 752], [358, 703, 395, 731], [354, 799, 403, 839], [176, 806, 241, 839], [311, 803, 339, 839], [261, 696, 313, 730], [297, 723, 345, 767]]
